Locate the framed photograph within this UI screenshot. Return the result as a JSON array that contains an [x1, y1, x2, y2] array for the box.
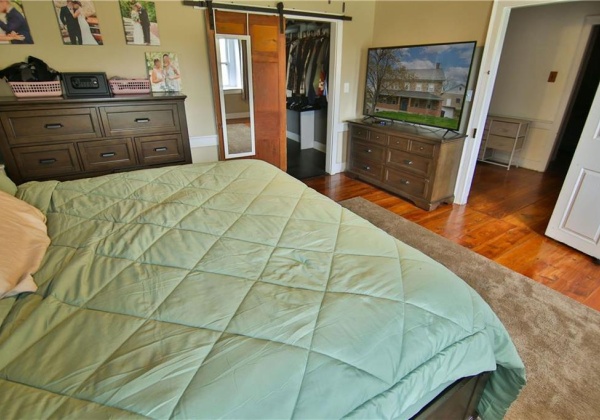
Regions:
[[145, 52, 182, 92], [52, 0, 102, 45], [0, 0, 34, 44], [119, 1, 160, 46]]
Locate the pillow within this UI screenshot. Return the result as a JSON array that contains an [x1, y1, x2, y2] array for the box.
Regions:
[[0, 191, 51, 299], [0, 164, 17, 196]]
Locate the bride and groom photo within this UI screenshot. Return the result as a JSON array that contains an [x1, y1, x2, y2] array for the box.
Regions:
[[119, 1, 160, 46], [53, 0, 102, 45]]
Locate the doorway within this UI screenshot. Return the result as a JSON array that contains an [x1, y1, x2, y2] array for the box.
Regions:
[[470, 2, 600, 234], [285, 19, 330, 180]]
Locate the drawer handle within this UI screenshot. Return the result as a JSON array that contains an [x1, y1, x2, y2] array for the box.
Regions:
[[39, 158, 57, 165], [419, 146, 425, 151], [403, 159, 413, 165], [100, 152, 116, 158], [154, 147, 168, 152], [44, 123, 63, 129], [401, 179, 410, 185], [363, 165, 371, 171], [366, 149, 372, 153], [135, 118, 151, 123]]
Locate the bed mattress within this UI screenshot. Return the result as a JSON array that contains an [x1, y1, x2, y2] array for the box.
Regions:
[[0, 160, 525, 418]]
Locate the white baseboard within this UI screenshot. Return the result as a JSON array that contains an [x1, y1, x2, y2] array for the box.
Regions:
[[314, 142, 326, 153], [189, 135, 218, 148], [287, 131, 300, 142]]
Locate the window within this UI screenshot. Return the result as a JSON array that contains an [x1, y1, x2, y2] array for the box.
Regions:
[[415, 83, 422, 91], [428, 83, 435, 92], [455, 98, 462, 104], [404, 82, 411, 90], [219, 38, 243, 90]]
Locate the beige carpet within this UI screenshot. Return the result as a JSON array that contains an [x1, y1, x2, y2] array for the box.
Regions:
[[340, 197, 600, 420], [226, 123, 252, 155]]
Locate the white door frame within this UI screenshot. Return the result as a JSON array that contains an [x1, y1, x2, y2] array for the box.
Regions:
[[284, 15, 343, 175], [454, 0, 582, 204]]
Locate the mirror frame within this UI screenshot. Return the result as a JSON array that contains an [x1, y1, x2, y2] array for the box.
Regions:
[[215, 34, 256, 159]]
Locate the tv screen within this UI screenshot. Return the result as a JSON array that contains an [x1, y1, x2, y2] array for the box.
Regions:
[[363, 41, 477, 132]]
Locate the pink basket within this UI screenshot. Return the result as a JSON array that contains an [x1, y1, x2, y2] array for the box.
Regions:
[[9, 81, 63, 98], [109, 79, 151, 95]]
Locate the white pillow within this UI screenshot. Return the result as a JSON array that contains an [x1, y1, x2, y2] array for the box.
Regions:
[[0, 191, 51, 298]]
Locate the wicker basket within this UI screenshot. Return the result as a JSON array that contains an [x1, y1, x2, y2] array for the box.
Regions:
[[9, 81, 63, 98], [109, 79, 151, 95]]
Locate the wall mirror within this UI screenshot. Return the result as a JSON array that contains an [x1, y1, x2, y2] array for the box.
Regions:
[[216, 34, 256, 159]]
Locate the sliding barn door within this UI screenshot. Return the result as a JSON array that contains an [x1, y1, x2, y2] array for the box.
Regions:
[[206, 10, 287, 170], [546, 83, 600, 260], [249, 15, 287, 170]]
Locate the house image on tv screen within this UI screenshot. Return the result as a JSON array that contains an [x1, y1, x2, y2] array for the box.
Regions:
[[364, 41, 476, 130]]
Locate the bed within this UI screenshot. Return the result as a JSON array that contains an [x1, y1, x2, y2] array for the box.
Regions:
[[0, 160, 525, 419]]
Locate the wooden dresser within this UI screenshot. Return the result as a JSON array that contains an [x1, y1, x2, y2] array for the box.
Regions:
[[0, 93, 192, 184], [346, 120, 466, 211]]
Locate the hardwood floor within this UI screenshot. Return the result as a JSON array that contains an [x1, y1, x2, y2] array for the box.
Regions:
[[304, 159, 600, 312]]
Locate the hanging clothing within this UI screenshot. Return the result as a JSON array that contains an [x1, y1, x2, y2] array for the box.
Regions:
[[285, 30, 330, 107]]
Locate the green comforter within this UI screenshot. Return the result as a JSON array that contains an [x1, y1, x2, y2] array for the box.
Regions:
[[0, 160, 525, 418]]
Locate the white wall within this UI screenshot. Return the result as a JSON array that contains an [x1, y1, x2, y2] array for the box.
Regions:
[[488, 1, 600, 171]]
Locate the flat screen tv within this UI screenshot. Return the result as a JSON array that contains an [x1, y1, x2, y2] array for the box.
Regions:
[[363, 41, 477, 132]]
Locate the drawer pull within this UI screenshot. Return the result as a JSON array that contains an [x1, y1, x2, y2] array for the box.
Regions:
[[154, 147, 168, 152], [366, 149, 372, 153], [135, 118, 151, 123], [401, 179, 410, 185], [100, 152, 116, 158], [403, 159, 413, 165], [39, 158, 57, 165], [419, 146, 424, 151], [363, 165, 371, 171], [44, 123, 63, 129]]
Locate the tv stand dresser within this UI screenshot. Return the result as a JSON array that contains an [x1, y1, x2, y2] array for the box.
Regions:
[[0, 93, 192, 184], [346, 120, 466, 211]]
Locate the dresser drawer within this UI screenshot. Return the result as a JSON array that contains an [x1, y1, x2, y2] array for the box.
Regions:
[[78, 138, 137, 171], [100, 104, 180, 136], [350, 158, 383, 180], [388, 135, 410, 151], [1, 108, 100, 145], [12, 144, 81, 180], [369, 131, 387, 145], [384, 167, 428, 199], [409, 140, 435, 157], [135, 134, 185, 165], [486, 134, 524, 151], [387, 149, 432, 177], [489, 120, 524, 138], [350, 126, 369, 141], [351, 140, 385, 163]]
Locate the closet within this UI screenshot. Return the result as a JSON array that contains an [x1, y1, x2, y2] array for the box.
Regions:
[[285, 20, 330, 179]]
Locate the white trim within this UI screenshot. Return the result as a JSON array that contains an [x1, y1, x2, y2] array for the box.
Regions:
[[314, 141, 326, 153], [287, 132, 300, 142], [190, 135, 218, 148], [454, 0, 583, 205], [325, 19, 343, 175]]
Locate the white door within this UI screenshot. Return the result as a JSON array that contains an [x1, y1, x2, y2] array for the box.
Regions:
[[546, 83, 600, 259]]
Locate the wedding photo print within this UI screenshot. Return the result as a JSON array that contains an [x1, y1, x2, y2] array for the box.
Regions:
[[146, 52, 182, 92], [0, 0, 34, 44], [119, 1, 159, 46], [53, 0, 102, 45]]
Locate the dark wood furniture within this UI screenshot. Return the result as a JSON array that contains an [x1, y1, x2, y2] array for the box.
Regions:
[[0, 93, 191, 184], [346, 120, 466, 211]]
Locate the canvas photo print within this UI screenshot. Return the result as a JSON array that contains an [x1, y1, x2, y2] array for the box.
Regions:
[[364, 41, 477, 130], [146, 52, 182, 92], [53, 0, 102, 45], [119, 1, 160, 46], [0, 0, 34, 44]]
